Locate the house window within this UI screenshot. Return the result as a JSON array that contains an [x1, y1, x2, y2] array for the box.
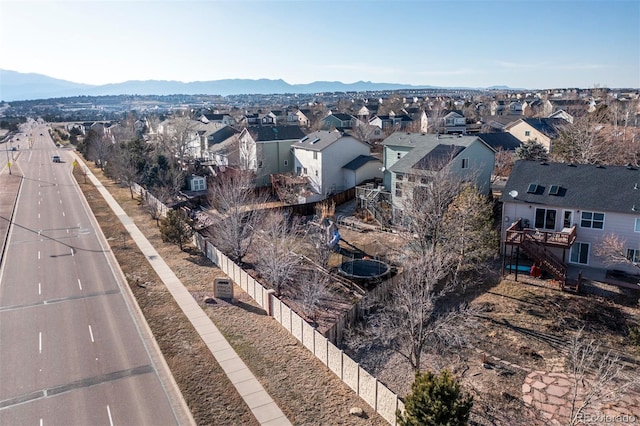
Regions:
[[313, 152, 318, 160], [580, 211, 604, 229], [635, 218, 640, 232], [258, 161, 263, 168], [420, 177, 428, 184], [461, 158, 469, 169], [284, 160, 288, 166], [408, 175, 415, 183], [627, 249, 640, 263], [397, 174, 404, 181], [296, 166, 301, 175], [395, 182, 403, 189], [303, 167, 308, 175], [395, 189, 403, 197], [397, 152, 402, 159], [570, 242, 590, 265], [525, 131, 530, 137], [315, 170, 318, 177], [534, 208, 556, 230]]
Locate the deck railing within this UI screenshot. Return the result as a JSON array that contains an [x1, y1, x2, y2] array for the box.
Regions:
[[505, 219, 576, 248]]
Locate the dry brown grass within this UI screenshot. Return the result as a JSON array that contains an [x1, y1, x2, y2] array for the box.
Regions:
[[73, 161, 387, 425]]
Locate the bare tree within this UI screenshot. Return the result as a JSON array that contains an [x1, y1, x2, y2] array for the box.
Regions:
[[297, 268, 330, 325], [492, 147, 515, 181], [565, 327, 640, 426], [253, 210, 303, 295], [551, 111, 612, 165], [398, 165, 464, 257], [360, 251, 476, 372], [85, 129, 113, 169], [158, 115, 198, 165], [208, 169, 268, 264], [594, 233, 640, 271]]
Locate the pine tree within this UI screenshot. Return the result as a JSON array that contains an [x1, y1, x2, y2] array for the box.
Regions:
[[397, 369, 473, 426], [159, 209, 193, 251]]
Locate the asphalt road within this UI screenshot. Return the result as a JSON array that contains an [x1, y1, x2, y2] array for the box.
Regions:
[[0, 127, 185, 425]]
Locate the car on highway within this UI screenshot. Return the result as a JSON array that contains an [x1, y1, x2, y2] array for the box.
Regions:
[[52, 155, 61, 163]]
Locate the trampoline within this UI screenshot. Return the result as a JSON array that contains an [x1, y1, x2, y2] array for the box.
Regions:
[[339, 258, 390, 281]]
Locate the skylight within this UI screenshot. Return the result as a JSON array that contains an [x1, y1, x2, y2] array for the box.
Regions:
[[527, 183, 539, 194], [549, 185, 560, 195], [300, 136, 309, 143]]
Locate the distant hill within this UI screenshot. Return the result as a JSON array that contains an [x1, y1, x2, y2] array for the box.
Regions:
[[0, 69, 510, 101]]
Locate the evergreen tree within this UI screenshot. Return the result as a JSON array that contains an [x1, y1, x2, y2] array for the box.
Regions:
[[159, 209, 193, 251], [397, 369, 473, 426]]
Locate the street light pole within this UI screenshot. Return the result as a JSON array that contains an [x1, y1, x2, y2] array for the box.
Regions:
[[4, 147, 11, 175]]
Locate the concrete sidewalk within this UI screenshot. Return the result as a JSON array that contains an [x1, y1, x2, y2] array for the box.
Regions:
[[76, 156, 292, 426]]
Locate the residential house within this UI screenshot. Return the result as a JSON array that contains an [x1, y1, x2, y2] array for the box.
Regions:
[[286, 110, 310, 127], [501, 161, 640, 288], [200, 113, 236, 126], [244, 125, 306, 187], [491, 100, 507, 116], [291, 130, 380, 201], [205, 125, 240, 165], [504, 117, 568, 151], [369, 114, 414, 131], [476, 132, 522, 152], [508, 101, 523, 115], [382, 133, 496, 213], [442, 110, 466, 134], [320, 113, 355, 130]]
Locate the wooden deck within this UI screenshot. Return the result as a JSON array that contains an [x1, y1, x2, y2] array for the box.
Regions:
[[505, 219, 576, 249]]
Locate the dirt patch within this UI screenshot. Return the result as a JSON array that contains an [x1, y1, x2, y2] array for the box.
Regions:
[[74, 162, 387, 425]]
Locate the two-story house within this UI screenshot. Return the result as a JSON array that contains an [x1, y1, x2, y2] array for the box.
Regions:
[[320, 113, 355, 131], [504, 117, 568, 151], [501, 160, 640, 289], [382, 133, 495, 214], [291, 130, 381, 201], [442, 110, 467, 134], [242, 125, 306, 187]]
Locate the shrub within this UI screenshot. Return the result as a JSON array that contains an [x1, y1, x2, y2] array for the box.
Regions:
[[397, 369, 473, 426]]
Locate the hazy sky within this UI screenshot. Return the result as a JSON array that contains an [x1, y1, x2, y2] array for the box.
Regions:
[[1, 0, 638, 89]]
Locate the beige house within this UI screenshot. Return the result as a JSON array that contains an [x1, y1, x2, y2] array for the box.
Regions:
[[505, 117, 568, 151]]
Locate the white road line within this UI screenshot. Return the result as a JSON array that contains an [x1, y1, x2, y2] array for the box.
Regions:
[[38, 282, 41, 295], [59, 200, 62, 204], [38, 200, 40, 205], [62, 212, 65, 217], [88, 325, 94, 343], [78, 279, 82, 290], [38, 251, 41, 260], [39, 418, 43, 426], [39, 332, 42, 354], [71, 248, 74, 257], [38, 213, 40, 219], [107, 405, 114, 426]]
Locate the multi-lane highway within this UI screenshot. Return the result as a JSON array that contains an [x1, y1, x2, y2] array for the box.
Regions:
[[0, 126, 187, 425]]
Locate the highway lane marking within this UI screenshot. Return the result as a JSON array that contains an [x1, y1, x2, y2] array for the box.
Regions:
[[38, 282, 41, 295], [40, 418, 42, 426], [62, 212, 65, 217], [38, 251, 41, 260], [60, 199, 62, 204], [88, 325, 95, 343], [78, 279, 82, 290], [38, 213, 41, 219], [71, 248, 74, 257], [39, 332, 42, 354], [107, 404, 114, 426]]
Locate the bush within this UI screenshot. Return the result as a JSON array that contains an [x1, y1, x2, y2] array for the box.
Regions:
[[397, 369, 473, 426], [159, 209, 193, 251]]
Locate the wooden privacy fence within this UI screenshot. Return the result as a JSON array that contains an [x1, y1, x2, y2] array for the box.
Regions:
[[193, 232, 403, 425]]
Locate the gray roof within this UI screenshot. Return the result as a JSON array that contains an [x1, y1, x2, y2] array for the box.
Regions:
[[385, 133, 481, 175], [502, 160, 640, 214], [249, 125, 306, 142], [292, 130, 344, 152], [343, 155, 381, 171], [477, 132, 522, 151]]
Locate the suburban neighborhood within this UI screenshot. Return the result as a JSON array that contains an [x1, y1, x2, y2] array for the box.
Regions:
[[2, 82, 639, 425]]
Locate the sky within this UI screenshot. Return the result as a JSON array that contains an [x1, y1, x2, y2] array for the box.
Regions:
[[1, 0, 639, 90]]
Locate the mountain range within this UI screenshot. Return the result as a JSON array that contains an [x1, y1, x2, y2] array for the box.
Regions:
[[0, 69, 512, 102]]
